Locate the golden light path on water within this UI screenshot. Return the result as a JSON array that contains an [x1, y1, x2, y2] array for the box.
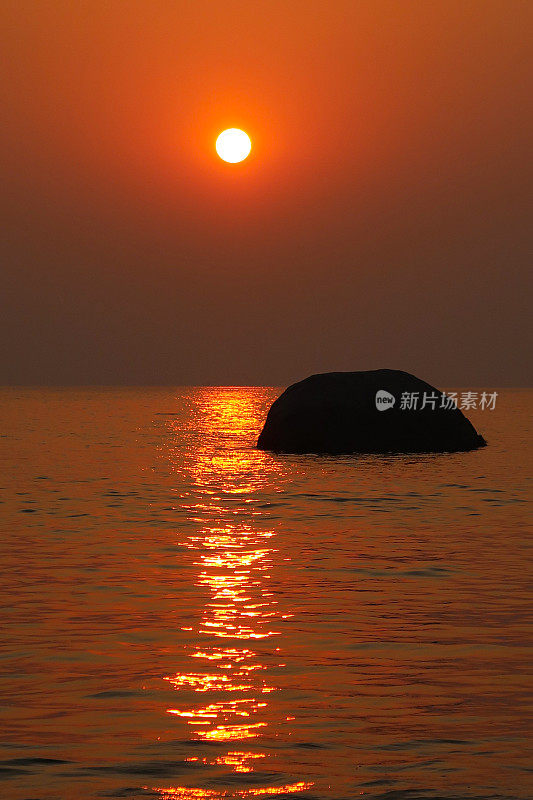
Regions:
[[152, 389, 313, 799]]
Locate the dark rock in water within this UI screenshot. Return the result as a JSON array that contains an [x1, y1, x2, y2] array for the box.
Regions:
[[257, 370, 486, 455]]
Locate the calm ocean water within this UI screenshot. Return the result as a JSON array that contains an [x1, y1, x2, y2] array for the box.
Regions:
[[0, 387, 531, 800]]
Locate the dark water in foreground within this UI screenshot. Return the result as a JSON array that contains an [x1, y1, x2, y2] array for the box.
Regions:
[[0, 387, 531, 800]]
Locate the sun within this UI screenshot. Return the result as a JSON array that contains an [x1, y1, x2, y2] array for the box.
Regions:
[[216, 128, 251, 163]]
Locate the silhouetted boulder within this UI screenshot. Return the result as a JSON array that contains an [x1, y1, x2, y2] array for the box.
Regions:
[[257, 370, 486, 454]]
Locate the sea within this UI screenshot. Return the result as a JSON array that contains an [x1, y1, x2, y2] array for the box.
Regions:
[[0, 387, 531, 800]]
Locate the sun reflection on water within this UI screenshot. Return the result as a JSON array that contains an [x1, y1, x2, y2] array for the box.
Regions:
[[151, 783, 314, 799], [164, 519, 279, 745], [157, 389, 311, 799]]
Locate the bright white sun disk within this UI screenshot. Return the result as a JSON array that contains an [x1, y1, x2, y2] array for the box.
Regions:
[[216, 129, 251, 163]]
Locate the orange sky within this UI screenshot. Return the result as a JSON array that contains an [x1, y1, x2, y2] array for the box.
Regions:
[[1, 1, 531, 385]]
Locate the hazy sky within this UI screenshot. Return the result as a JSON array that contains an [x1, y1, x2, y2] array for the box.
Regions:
[[1, 1, 531, 386]]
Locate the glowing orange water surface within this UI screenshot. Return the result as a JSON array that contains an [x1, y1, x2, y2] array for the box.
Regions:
[[2, 388, 531, 800]]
